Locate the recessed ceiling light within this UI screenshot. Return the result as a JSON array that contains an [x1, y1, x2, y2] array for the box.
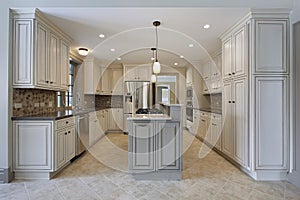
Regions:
[[99, 34, 105, 38], [203, 24, 210, 29], [174, 62, 178, 66], [117, 57, 121, 60], [110, 48, 115, 52], [180, 55, 184, 58], [188, 44, 194, 48]]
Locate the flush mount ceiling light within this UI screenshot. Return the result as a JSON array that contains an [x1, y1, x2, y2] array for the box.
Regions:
[[78, 48, 89, 56], [203, 24, 210, 29], [117, 57, 121, 60], [153, 21, 161, 74]]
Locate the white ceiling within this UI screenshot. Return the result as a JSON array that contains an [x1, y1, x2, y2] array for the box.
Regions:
[[40, 7, 250, 67]]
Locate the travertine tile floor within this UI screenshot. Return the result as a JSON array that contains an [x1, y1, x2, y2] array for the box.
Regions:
[[1, 130, 300, 200]]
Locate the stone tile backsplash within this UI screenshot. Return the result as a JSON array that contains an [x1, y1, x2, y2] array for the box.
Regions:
[[13, 89, 56, 116], [84, 95, 123, 109], [210, 93, 222, 109]]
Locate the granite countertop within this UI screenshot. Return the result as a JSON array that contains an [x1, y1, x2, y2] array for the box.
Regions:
[[11, 110, 73, 120], [196, 107, 222, 114], [127, 114, 172, 121]]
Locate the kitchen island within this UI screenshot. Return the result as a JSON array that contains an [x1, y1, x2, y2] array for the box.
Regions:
[[127, 104, 183, 180]]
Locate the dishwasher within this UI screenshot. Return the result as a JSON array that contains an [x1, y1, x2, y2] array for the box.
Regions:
[[76, 114, 89, 156]]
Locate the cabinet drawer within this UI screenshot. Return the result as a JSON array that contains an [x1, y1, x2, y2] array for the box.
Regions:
[[212, 114, 221, 121], [56, 117, 74, 130]]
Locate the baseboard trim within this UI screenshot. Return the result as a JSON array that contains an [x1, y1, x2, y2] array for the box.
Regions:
[[0, 168, 13, 183]]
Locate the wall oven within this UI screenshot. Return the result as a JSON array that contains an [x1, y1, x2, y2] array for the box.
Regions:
[[186, 86, 193, 101], [186, 102, 193, 122]]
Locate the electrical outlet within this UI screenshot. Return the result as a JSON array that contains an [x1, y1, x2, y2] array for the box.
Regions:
[[49, 101, 53, 107], [40, 102, 45, 107], [14, 103, 22, 109], [34, 103, 39, 107]]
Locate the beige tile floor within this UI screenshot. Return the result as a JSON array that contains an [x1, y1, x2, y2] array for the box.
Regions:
[[1, 131, 300, 200]]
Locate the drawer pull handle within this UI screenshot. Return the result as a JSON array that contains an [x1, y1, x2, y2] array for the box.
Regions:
[[228, 101, 231, 103], [232, 72, 235, 75], [68, 131, 71, 133]]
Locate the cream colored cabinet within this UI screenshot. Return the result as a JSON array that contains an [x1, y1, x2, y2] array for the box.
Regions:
[[55, 117, 75, 170], [13, 116, 75, 179], [222, 25, 247, 80], [111, 69, 123, 95], [124, 65, 151, 81], [12, 9, 72, 91], [198, 111, 210, 140], [210, 114, 222, 151], [60, 39, 70, 90], [101, 68, 112, 94], [191, 109, 200, 136], [13, 121, 54, 171], [84, 57, 101, 94], [109, 108, 123, 130], [89, 111, 104, 147], [222, 78, 248, 165]]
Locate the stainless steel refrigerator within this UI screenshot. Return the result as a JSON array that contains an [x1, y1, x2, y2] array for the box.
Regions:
[[123, 81, 151, 132]]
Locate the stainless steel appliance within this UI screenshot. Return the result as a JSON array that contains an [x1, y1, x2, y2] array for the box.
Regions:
[[76, 113, 89, 156], [124, 81, 151, 132], [186, 85, 193, 101], [186, 101, 193, 122]]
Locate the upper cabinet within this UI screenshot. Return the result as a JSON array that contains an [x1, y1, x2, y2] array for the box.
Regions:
[[100, 67, 123, 95], [83, 57, 101, 94], [222, 25, 247, 80], [12, 9, 72, 91], [124, 65, 151, 81]]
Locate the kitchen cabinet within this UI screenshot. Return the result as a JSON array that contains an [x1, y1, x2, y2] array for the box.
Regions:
[[124, 65, 151, 81], [222, 78, 248, 165], [191, 109, 200, 136], [84, 57, 101, 94], [60, 39, 70, 90], [222, 25, 247, 80], [198, 112, 208, 139], [109, 108, 123, 130], [111, 68, 123, 95], [55, 117, 75, 170], [210, 114, 222, 151], [220, 13, 290, 180], [89, 111, 101, 147], [101, 68, 112, 94], [13, 121, 53, 171], [12, 9, 72, 91], [128, 119, 182, 180], [12, 116, 75, 179]]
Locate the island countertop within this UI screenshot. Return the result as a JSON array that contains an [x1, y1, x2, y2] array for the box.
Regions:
[[127, 114, 172, 121]]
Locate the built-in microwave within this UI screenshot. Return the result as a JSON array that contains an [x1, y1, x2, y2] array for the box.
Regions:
[[187, 86, 193, 101]]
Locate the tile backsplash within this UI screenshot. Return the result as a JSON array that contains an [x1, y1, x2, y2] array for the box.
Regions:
[[13, 89, 56, 116], [84, 95, 123, 109], [210, 93, 222, 109]]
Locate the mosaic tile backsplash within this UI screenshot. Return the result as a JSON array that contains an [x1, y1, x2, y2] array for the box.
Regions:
[[13, 89, 56, 116], [84, 95, 123, 109], [210, 93, 222, 109]]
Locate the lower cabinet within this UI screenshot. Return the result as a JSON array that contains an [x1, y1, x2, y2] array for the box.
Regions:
[[128, 120, 182, 180], [13, 116, 75, 179]]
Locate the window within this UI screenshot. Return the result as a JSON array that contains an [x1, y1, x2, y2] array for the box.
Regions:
[[57, 59, 78, 109]]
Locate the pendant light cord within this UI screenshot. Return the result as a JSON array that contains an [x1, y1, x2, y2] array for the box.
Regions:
[[155, 25, 158, 62]]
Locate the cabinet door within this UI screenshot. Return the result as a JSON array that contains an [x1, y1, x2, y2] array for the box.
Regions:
[[233, 26, 246, 78], [14, 121, 53, 170], [65, 127, 75, 161], [157, 122, 181, 170], [131, 122, 155, 171], [255, 76, 288, 170], [49, 32, 59, 88], [36, 22, 49, 86], [222, 82, 234, 157], [55, 129, 66, 170], [111, 69, 123, 95], [222, 37, 232, 80], [199, 117, 207, 139], [124, 66, 136, 81], [13, 20, 33, 86], [211, 115, 222, 151], [202, 61, 211, 80], [233, 78, 248, 166], [60, 39, 70, 90], [101, 68, 111, 94], [137, 66, 151, 81]]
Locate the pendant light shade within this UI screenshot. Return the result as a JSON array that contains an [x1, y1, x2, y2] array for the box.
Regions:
[[153, 21, 161, 74], [153, 61, 161, 74], [151, 74, 157, 82]]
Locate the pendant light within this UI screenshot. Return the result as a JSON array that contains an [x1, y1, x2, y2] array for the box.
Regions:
[[153, 21, 161, 74], [150, 48, 157, 82]]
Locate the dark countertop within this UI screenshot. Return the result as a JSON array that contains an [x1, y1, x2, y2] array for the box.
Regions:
[[194, 107, 222, 114], [11, 110, 74, 121]]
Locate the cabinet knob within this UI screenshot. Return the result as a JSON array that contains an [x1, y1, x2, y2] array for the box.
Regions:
[[65, 132, 67, 135], [232, 72, 235, 75], [232, 101, 235, 103], [68, 131, 71, 133], [46, 81, 49, 83], [228, 73, 231, 76], [66, 121, 69, 124], [50, 81, 53, 84], [228, 101, 231, 103]]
